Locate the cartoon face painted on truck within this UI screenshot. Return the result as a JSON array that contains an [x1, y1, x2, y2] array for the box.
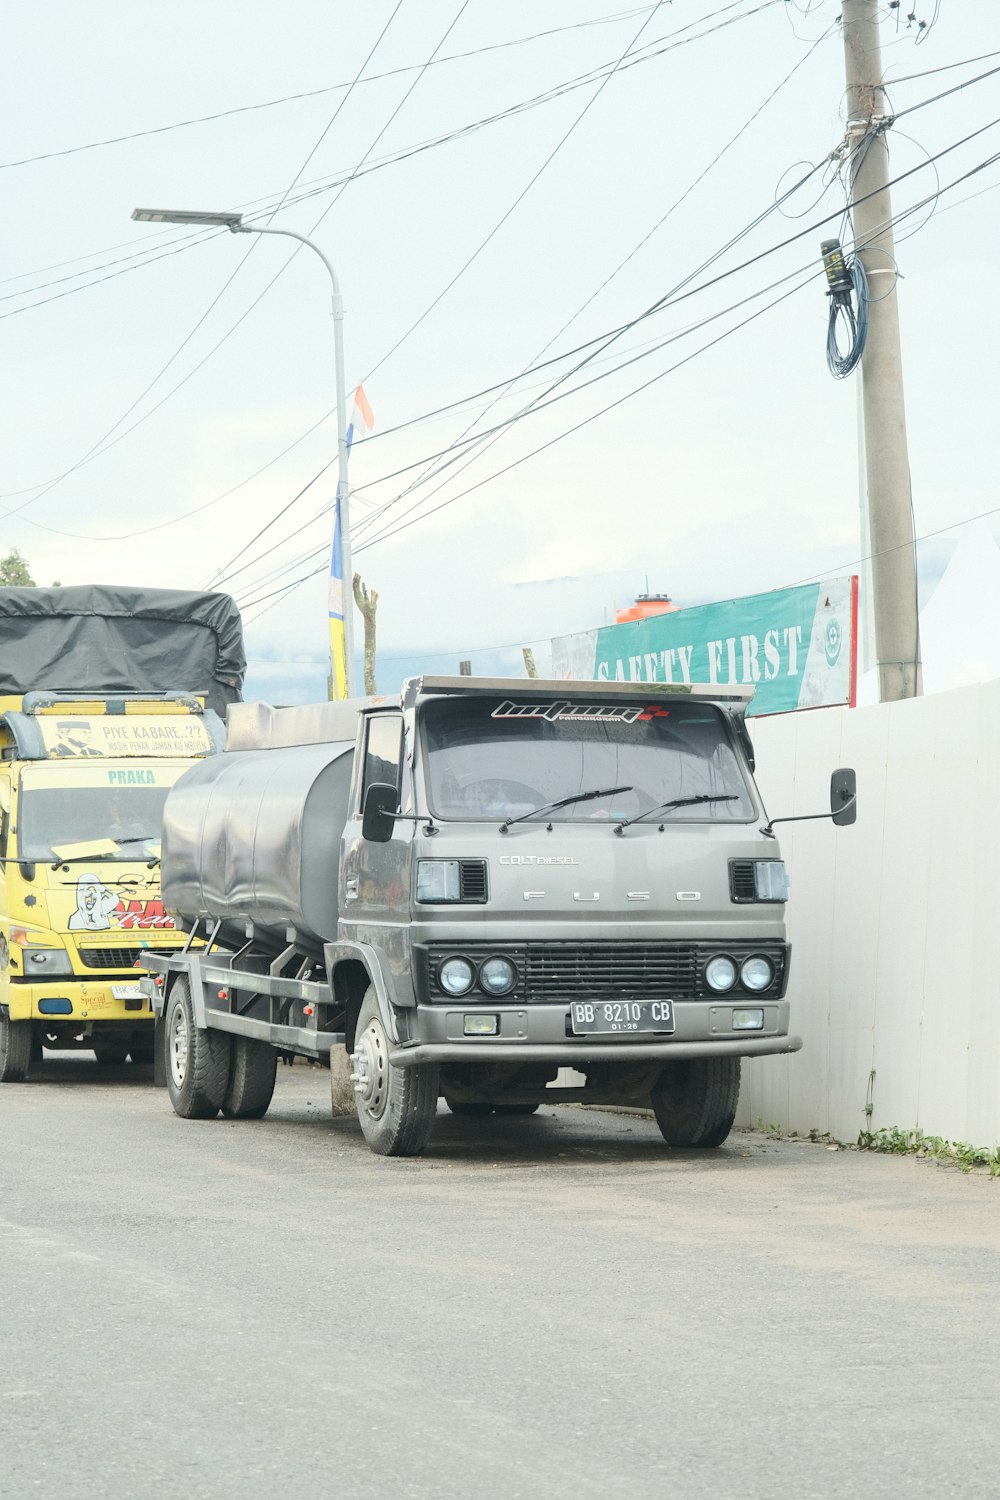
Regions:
[[67, 872, 120, 931]]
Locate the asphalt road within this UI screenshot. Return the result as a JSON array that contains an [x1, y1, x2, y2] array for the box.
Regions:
[[2, 1055, 998, 1500]]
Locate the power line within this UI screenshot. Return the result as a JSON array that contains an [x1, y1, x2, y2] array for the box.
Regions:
[[351, 116, 1000, 546], [2, 0, 780, 330], [34, 0, 788, 558], [248, 501, 1000, 654], [3, 0, 476, 536], [126, 109, 1000, 575], [16, 84, 999, 559], [354, 26, 836, 548], [362, 0, 745, 382], [0, 7, 663, 172], [0, 1, 766, 316], [233, 264, 825, 613], [886, 48, 1000, 86], [0, 4, 407, 524]]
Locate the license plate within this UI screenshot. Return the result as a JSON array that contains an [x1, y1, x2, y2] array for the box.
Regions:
[[570, 1000, 675, 1035], [112, 984, 145, 1001]]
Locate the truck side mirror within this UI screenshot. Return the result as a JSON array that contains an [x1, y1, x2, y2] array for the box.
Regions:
[[362, 782, 398, 843], [830, 767, 857, 827]]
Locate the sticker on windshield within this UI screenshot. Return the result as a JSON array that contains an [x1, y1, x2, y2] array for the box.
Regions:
[[491, 700, 669, 725]]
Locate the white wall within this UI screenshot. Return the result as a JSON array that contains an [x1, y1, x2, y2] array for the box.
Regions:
[[736, 680, 1000, 1145]]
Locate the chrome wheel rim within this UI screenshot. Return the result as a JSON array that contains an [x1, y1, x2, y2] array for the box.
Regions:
[[351, 1017, 389, 1121], [169, 999, 189, 1090]]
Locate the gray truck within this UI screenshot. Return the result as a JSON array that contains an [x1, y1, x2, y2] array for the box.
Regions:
[[141, 675, 855, 1156]]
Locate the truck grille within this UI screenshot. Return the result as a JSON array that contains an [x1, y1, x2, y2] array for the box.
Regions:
[[524, 942, 698, 998], [423, 941, 787, 1002], [77, 947, 165, 970]]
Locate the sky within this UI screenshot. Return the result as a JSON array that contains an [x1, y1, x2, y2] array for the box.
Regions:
[[2, 0, 998, 702]]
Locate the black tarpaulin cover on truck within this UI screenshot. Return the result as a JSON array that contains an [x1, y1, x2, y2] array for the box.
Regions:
[[0, 585, 245, 716]]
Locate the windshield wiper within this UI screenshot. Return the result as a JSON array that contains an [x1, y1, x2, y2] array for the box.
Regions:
[[499, 785, 633, 834], [115, 836, 160, 867], [614, 793, 738, 834]]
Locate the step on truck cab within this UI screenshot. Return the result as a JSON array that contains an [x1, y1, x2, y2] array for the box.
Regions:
[[0, 692, 226, 1079], [141, 676, 856, 1155]]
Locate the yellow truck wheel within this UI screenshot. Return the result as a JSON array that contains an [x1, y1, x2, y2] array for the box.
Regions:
[[0, 1014, 33, 1083]]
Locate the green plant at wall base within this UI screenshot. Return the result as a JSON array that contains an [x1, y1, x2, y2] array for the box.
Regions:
[[858, 1126, 1000, 1176]]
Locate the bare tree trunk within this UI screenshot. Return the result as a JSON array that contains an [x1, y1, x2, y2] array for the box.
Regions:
[[352, 573, 378, 695], [522, 646, 539, 678]]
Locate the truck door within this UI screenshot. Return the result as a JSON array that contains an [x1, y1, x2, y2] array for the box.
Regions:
[[341, 712, 413, 998]]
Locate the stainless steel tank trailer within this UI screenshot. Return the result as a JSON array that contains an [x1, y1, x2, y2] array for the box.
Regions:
[[139, 677, 856, 1156]]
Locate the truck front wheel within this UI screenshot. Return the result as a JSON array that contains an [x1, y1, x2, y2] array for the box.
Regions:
[[164, 977, 232, 1120], [0, 1013, 33, 1083], [651, 1056, 741, 1148], [351, 989, 438, 1156]]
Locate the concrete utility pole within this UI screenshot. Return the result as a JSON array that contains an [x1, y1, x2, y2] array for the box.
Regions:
[[841, 0, 922, 700]]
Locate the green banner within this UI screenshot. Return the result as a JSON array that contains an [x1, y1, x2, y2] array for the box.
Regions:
[[550, 579, 857, 716]]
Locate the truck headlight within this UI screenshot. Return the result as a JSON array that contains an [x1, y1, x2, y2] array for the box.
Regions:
[[754, 861, 789, 902], [438, 956, 475, 996], [740, 956, 774, 992], [704, 955, 738, 993], [479, 956, 517, 996], [23, 946, 73, 977], [417, 860, 461, 902]]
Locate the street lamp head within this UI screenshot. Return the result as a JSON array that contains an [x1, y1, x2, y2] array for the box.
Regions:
[[131, 207, 244, 228]]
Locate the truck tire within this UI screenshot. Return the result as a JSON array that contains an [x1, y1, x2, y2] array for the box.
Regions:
[[352, 989, 439, 1157], [164, 977, 232, 1120], [0, 1014, 33, 1083], [651, 1057, 741, 1148], [93, 1040, 130, 1065], [222, 1036, 277, 1119]]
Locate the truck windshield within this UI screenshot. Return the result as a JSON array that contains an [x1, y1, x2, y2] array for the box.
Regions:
[[421, 696, 754, 823], [17, 766, 187, 861]]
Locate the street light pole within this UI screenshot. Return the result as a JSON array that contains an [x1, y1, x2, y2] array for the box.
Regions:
[[131, 208, 356, 698]]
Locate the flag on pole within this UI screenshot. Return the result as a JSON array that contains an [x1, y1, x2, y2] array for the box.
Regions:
[[330, 384, 374, 700], [328, 496, 348, 699], [346, 383, 375, 453]]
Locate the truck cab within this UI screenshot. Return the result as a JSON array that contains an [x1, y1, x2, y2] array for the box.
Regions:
[[0, 692, 224, 1081]]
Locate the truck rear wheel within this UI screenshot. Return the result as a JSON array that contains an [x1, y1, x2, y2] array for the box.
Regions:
[[164, 977, 232, 1120], [222, 1036, 277, 1119], [0, 1014, 33, 1083], [651, 1057, 741, 1148], [351, 989, 438, 1156]]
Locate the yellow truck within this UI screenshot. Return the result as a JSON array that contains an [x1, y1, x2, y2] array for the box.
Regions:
[[0, 692, 227, 1079], [0, 584, 245, 1082]]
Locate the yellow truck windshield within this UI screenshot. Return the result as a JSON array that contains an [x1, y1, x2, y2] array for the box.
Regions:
[[17, 763, 190, 862]]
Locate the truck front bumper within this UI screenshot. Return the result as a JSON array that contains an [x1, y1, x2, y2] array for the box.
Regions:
[[389, 999, 800, 1066], [5, 979, 154, 1024]]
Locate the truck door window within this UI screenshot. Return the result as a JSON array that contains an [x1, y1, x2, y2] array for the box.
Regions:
[[362, 715, 403, 807]]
